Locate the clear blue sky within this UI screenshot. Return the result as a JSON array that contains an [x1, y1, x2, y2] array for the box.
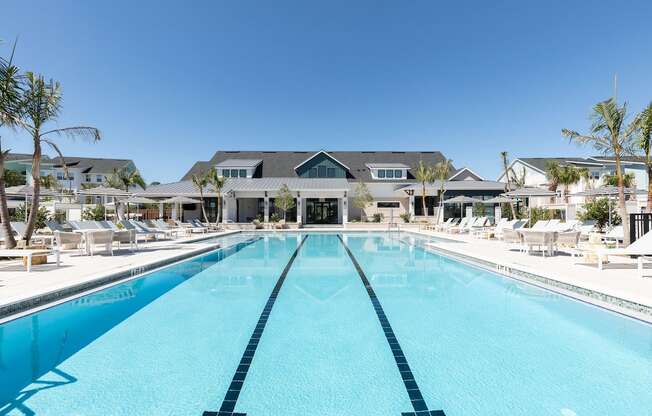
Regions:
[[2, 0, 652, 183]]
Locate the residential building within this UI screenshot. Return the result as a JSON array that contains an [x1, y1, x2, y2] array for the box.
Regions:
[[144, 150, 505, 225], [51, 156, 139, 192]]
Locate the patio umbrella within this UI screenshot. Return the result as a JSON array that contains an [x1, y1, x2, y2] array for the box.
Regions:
[[119, 196, 158, 219], [572, 186, 645, 225], [443, 195, 483, 218], [502, 187, 557, 225], [79, 186, 130, 219], [161, 196, 201, 221], [5, 185, 60, 220], [483, 196, 516, 204]]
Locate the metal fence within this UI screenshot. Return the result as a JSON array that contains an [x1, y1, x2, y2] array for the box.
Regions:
[[629, 213, 652, 243]]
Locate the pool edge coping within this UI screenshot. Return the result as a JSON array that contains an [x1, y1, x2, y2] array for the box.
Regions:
[[0, 231, 242, 322]]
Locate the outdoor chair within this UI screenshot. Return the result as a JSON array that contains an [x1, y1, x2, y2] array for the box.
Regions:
[[555, 231, 581, 257], [448, 217, 470, 234], [522, 230, 557, 257], [603, 226, 624, 247], [531, 220, 549, 230], [86, 229, 114, 256], [98, 221, 137, 250], [53, 230, 84, 255], [502, 229, 524, 252], [590, 229, 652, 277]]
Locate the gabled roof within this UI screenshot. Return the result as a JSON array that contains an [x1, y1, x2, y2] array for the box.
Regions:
[[448, 167, 484, 181], [182, 150, 453, 182], [294, 150, 350, 171], [53, 156, 135, 174]]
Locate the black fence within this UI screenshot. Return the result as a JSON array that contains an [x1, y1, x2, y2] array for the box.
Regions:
[[629, 213, 652, 243]]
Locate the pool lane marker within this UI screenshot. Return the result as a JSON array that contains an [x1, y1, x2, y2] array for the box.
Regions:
[[203, 235, 309, 416], [337, 235, 446, 416]]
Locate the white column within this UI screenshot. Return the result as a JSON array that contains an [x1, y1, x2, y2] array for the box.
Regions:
[[495, 205, 502, 221], [158, 202, 164, 219], [264, 196, 270, 223], [222, 197, 229, 223], [409, 194, 415, 217], [296, 196, 302, 224], [342, 194, 348, 224]]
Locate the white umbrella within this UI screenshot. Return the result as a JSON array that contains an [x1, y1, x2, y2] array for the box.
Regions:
[[119, 196, 158, 219], [502, 187, 557, 225], [160, 196, 201, 221], [443, 195, 483, 218], [573, 186, 645, 226]]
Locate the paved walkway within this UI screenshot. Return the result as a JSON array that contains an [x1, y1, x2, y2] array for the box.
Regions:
[[408, 229, 652, 315]]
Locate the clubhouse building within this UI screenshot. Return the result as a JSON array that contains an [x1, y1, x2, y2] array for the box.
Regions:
[[142, 150, 505, 226]]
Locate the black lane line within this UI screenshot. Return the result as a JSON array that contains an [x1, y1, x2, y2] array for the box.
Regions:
[[203, 235, 309, 416], [337, 235, 446, 416]]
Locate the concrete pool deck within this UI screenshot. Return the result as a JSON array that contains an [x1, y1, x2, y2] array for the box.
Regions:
[[407, 229, 652, 321], [0, 231, 239, 320]]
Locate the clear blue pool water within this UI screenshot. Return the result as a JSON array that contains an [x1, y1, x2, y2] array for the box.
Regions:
[[1, 232, 650, 415]]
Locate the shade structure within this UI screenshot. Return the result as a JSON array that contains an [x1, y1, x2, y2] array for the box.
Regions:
[[502, 187, 556, 198], [4, 185, 59, 197], [120, 196, 158, 204], [160, 196, 201, 204], [483, 196, 516, 204], [443, 195, 483, 204], [572, 186, 645, 197]]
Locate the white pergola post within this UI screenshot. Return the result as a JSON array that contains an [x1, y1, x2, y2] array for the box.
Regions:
[[342, 192, 348, 224], [222, 197, 229, 224], [409, 193, 415, 217], [264, 193, 270, 223], [296, 193, 302, 224], [158, 202, 164, 219]]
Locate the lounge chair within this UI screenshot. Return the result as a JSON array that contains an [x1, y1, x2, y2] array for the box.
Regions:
[[154, 219, 189, 236], [0, 248, 60, 272], [555, 231, 581, 257], [9, 222, 53, 246], [521, 230, 556, 256], [603, 226, 624, 247], [175, 220, 206, 234], [119, 220, 159, 242], [447, 217, 470, 234], [97, 221, 137, 250], [85, 229, 114, 256], [531, 220, 549, 230], [53, 230, 84, 255], [502, 229, 524, 252], [545, 219, 561, 230], [592, 230, 652, 277]]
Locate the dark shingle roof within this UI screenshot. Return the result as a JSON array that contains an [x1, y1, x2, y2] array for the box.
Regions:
[[518, 157, 602, 172], [53, 156, 134, 174], [5, 153, 51, 162], [181, 150, 452, 182]]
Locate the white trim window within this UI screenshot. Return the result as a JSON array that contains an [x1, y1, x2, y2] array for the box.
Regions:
[[376, 201, 400, 208], [373, 169, 404, 180]]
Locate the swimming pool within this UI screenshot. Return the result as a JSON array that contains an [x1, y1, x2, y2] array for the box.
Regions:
[[1, 232, 650, 415]]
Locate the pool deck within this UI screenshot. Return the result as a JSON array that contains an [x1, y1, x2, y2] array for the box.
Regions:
[[407, 229, 652, 322], [0, 231, 239, 321]]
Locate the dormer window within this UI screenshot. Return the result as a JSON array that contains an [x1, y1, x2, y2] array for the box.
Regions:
[[215, 159, 262, 179], [366, 163, 408, 180]]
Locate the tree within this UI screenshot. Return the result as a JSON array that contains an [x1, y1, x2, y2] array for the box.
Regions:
[[414, 160, 434, 218], [191, 173, 209, 223], [433, 159, 452, 224], [274, 184, 295, 221], [20, 72, 101, 243], [352, 181, 373, 221], [500, 151, 518, 219], [0, 42, 22, 248], [545, 161, 561, 192], [82, 203, 106, 220], [578, 197, 621, 231], [603, 172, 635, 188], [206, 167, 226, 225], [562, 98, 639, 246], [107, 168, 146, 219], [556, 165, 583, 203], [4, 169, 25, 186], [638, 102, 652, 211], [39, 173, 60, 190]]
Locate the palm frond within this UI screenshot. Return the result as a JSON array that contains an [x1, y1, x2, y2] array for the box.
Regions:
[[41, 138, 69, 179], [41, 126, 101, 142]]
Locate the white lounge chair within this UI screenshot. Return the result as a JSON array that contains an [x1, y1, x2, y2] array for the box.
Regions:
[[448, 217, 470, 234], [594, 230, 652, 277], [603, 226, 624, 247], [531, 220, 549, 230], [0, 248, 60, 272]]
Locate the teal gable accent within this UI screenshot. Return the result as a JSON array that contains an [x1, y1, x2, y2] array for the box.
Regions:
[[296, 153, 347, 178]]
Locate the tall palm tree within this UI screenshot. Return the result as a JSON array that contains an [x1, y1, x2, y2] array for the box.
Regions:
[[191, 173, 209, 223], [545, 161, 561, 192], [107, 168, 146, 219], [20, 72, 101, 242], [433, 159, 452, 224], [206, 167, 226, 225], [500, 151, 518, 219], [0, 42, 21, 248], [603, 172, 635, 188], [638, 102, 652, 211], [414, 160, 434, 218], [556, 165, 583, 203], [562, 98, 639, 245]]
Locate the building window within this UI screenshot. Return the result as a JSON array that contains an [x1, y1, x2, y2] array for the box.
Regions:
[[96, 175, 103, 183], [85, 174, 91, 182], [394, 170, 402, 179], [386, 170, 394, 178], [223, 169, 230, 177], [377, 201, 400, 208], [327, 168, 335, 177], [230, 169, 238, 178], [309, 168, 317, 178], [56, 172, 65, 180], [318, 166, 327, 177], [377, 170, 386, 178], [239, 169, 247, 178]]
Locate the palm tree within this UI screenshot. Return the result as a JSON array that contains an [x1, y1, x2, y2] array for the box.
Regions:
[[562, 98, 639, 245], [0, 42, 21, 248], [500, 151, 518, 219], [603, 172, 635, 188], [414, 160, 434, 218], [206, 167, 226, 225], [107, 168, 146, 219], [556, 165, 583, 203], [433, 159, 452, 224], [545, 161, 561, 192], [638, 102, 652, 211], [19, 72, 101, 242], [191, 173, 209, 223]]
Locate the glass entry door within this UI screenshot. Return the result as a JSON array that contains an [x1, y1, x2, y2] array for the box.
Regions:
[[306, 199, 339, 224]]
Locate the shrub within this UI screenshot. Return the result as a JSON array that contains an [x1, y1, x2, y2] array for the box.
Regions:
[[372, 213, 384, 223], [578, 197, 621, 231], [82, 204, 106, 221], [10, 204, 50, 230], [270, 212, 280, 223], [400, 212, 411, 223]]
